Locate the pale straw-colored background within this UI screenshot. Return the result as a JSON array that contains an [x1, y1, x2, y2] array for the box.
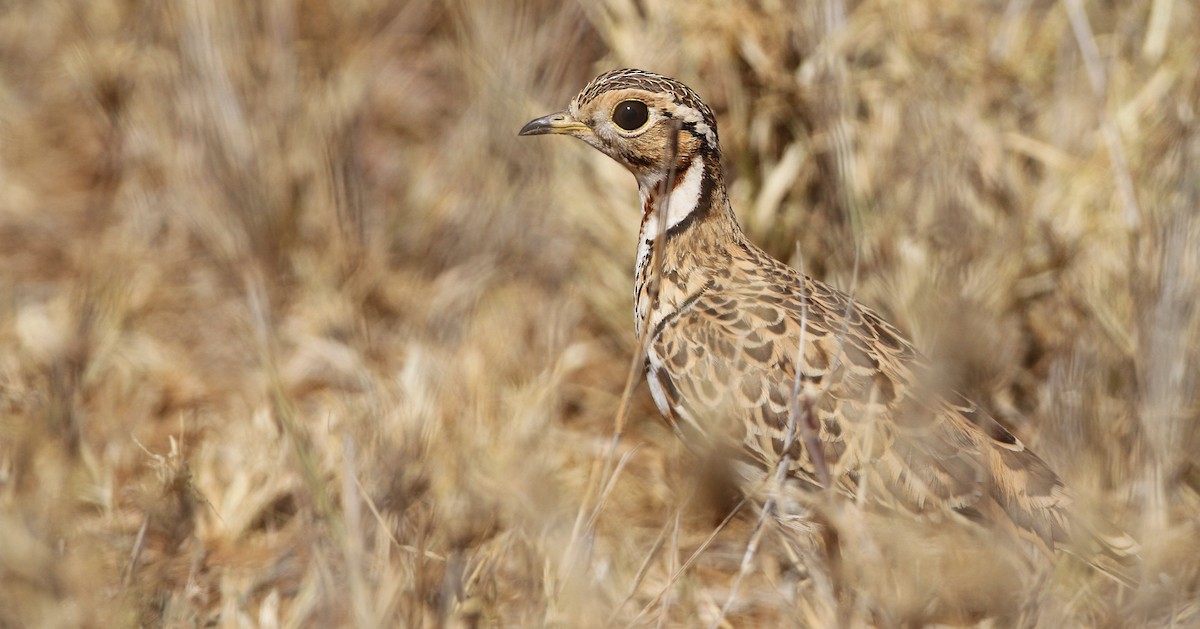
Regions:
[[1, 1, 1197, 626]]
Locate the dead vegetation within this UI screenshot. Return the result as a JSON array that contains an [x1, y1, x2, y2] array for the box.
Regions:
[[0, 0, 1197, 626]]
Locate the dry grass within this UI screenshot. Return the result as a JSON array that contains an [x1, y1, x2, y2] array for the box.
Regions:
[[1, 0, 1198, 626]]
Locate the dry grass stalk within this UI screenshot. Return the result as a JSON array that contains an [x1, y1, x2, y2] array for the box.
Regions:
[[0, 0, 1197, 626]]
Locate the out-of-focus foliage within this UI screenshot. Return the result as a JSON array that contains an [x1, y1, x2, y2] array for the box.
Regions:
[[0, 0, 1196, 626]]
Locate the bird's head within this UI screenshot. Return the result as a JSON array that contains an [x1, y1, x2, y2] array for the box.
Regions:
[[519, 69, 720, 193]]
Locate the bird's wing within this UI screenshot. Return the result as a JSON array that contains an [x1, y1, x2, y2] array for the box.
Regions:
[[646, 261, 1071, 553]]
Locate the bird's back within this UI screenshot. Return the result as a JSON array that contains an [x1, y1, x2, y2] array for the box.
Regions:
[[642, 228, 1072, 557]]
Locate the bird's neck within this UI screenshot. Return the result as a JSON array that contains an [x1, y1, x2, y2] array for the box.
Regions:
[[633, 153, 742, 337], [636, 149, 743, 238]]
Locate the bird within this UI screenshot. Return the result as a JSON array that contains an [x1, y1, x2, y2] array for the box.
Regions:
[[519, 69, 1135, 610]]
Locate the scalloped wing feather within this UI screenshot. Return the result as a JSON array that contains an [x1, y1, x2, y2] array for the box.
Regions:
[[645, 248, 1073, 554]]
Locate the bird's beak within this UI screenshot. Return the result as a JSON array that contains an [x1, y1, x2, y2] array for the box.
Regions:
[[518, 111, 589, 137]]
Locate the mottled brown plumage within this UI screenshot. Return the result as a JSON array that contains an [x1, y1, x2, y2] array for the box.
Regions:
[[520, 69, 1133, 588]]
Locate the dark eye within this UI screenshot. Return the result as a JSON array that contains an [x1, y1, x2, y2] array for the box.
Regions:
[[611, 100, 649, 131]]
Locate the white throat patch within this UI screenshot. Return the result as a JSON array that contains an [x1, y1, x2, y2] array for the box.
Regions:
[[635, 157, 705, 300], [639, 156, 704, 238]]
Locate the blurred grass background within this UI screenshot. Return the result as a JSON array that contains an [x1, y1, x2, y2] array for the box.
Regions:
[[0, 0, 1197, 626]]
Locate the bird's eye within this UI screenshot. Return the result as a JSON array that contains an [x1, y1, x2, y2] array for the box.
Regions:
[[611, 100, 649, 131]]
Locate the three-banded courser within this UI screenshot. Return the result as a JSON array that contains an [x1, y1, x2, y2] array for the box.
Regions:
[[520, 70, 1135, 609]]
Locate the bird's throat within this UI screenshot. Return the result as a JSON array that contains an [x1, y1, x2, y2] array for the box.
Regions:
[[638, 156, 709, 240], [633, 154, 723, 337]]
